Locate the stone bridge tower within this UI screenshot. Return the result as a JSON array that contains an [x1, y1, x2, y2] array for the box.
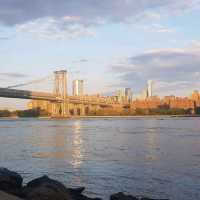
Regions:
[[52, 70, 69, 117]]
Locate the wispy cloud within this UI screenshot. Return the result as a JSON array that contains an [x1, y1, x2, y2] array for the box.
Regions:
[[72, 59, 89, 63], [141, 24, 174, 33], [16, 17, 95, 39]]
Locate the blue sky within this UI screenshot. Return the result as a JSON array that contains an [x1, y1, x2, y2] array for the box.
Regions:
[[0, 0, 200, 109]]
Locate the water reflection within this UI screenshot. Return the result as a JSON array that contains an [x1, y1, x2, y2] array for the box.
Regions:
[[31, 129, 67, 159], [30, 120, 84, 167], [146, 121, 159, 161], [70, 120, 83, 169]]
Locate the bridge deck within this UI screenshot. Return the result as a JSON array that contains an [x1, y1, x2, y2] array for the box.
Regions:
[[0, 88, 120, 107], [0, 88, 58, 101]]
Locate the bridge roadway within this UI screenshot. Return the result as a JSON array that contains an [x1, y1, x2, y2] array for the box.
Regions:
[[0, 88, 118, 107]]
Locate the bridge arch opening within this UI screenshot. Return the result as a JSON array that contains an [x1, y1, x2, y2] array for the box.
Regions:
[[70, 109, 74, 115], [59, 106, 62, 115], [85, 107, 89, 115], [77, 108, 81, 116]]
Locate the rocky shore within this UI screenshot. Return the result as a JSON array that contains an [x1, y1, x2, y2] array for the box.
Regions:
[[0, 168, 169, 200]]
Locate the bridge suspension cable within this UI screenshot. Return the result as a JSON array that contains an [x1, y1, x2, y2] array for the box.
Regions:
[[6, 75, 53, 89]]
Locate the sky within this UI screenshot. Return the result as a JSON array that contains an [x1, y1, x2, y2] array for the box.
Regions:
[[1, 0, 200, 109]]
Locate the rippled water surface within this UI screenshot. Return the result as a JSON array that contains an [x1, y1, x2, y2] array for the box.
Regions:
[[0, 117, 200, 199]]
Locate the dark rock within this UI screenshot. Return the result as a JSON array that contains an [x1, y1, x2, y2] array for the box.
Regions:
[[68, 187, 85, 195], [0, 168, 23, 196], [22, 175, 72, 200], [139, 198, 169, 200], [0, 168, 169, 200], [110, 192, 137, 200], [66, 186, 102, 200], [69, 190, 102, 200], [110, 192, 169, 200], [0, 191, 23, 200], [22, 176, 102, 200]]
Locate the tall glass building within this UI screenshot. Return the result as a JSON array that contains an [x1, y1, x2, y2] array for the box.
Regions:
[[73, 80, 84, 96]]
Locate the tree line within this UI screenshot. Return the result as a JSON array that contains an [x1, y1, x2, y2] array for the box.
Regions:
[[0, 108, 50, 118], [0, 107, 198, 118], [89, 107, 195, 116]]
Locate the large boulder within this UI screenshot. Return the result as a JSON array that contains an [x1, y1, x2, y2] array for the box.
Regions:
[[110, 192, 169, 200], [110, 193, 137, 200], [0, 168, 23, 196], [0, 190, 23, 200], [68, 187, 102, 200], [22, 175, 72, 200], [22, 176, 102, 200]]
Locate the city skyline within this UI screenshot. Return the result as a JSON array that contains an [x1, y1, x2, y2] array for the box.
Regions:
[[1, 0, 200, 109]]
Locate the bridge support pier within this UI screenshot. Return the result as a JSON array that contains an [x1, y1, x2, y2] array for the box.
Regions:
[[80, 104, 86, 116], [94, 105, 101, 112], [62, 100, 69, 117], [51, 103, 59, 117], [52, 70, 69, 118], [51, 102, 69, 118], [73, 107, 78, 116]]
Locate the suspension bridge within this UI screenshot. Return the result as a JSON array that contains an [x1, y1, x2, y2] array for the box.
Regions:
[[0, 70, 127, 117]]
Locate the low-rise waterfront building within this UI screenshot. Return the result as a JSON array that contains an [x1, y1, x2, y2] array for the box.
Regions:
[[191, 90, 200, 107]]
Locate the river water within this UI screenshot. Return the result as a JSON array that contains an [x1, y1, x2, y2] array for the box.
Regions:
[[0, 117, 200, 199]]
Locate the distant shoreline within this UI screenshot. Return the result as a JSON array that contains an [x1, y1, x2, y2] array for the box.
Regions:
[[50, 115, 200, 119], [0, 115, 200, 120]]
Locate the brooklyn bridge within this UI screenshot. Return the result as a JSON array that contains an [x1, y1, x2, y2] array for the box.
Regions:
[[0, 70, 129, 117]]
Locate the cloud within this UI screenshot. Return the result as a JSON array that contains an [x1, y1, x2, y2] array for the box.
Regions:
[[0, 0, 199, 26], [16, 17, 95, 39], [111, 43, 200, 96], [141, 24, 174, 33], [79, 59, 89, 63], [72, 59, 89, 63], [0, 0, 199, 38]]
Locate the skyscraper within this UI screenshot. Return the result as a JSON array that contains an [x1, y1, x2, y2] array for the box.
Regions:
[[116, 89, 125, 102], [147, 80, 153, 97], [125, 88, 133, 102], [140, 88, 148, 100], [73, 80, 84, 96], [116, 88, 133, 103]]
